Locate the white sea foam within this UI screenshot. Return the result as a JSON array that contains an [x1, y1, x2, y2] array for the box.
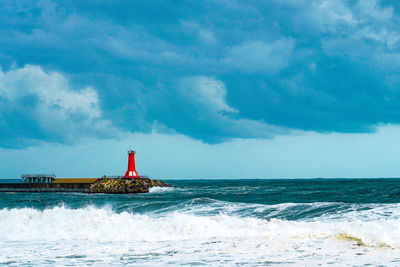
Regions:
[[1, 205, 400, 265], [148, 186, 175, 193], [0, 205, 399, 245]]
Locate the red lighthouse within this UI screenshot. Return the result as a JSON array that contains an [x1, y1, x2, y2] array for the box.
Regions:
[[124, 150, 140, 178]]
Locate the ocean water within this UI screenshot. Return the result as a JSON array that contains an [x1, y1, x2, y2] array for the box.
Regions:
[[1, 179, 400, 266]]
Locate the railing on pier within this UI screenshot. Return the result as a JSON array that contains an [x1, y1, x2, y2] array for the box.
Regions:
[[21, 174, 56, 179], [101, 175, 149, 179], [53, 178, 98, 184]]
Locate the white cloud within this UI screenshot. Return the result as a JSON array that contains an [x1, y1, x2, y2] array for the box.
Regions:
[[314, 0, 356, 31], [359, 26, 400, 49], [352, 1, 399, 49], [0, 65, 118, 144], [180, 20, 218, 45], [179, 76, 237, 114], [280, 0, 397, 49], [276, 0, 356, 33], [198, 29, 217, 45], [223, 39, 294, 74], [178, 76, 286, 139], [355, 0, 393, 21], [285, 0, 400, 67]]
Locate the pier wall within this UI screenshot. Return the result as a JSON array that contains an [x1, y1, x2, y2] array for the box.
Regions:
[[0, 182, 93, 192]]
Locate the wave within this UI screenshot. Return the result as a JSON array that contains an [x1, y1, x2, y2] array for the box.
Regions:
[[0, 205, 400, 248], [146, 197, 400, 222], [148, 186, 176, 193]]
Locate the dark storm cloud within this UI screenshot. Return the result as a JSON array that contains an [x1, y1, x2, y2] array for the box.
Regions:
[[1, 0, 400, 147]]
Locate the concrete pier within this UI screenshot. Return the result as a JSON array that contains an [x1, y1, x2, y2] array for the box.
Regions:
[[0, 182, 92, 192]]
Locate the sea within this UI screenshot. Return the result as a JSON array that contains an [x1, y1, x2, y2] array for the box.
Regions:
[[0, 179, 400, 266]]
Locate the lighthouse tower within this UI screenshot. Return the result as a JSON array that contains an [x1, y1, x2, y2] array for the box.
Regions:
[[124, 150, 140, 178]]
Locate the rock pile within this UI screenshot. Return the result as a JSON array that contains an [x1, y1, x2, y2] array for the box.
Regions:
[[86, 178, 173, 194]]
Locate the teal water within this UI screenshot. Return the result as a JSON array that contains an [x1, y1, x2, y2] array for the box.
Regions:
[[1, 179, 400, 266]]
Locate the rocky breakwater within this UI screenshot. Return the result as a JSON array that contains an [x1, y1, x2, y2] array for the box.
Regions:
[[87, 178, 173, 194]]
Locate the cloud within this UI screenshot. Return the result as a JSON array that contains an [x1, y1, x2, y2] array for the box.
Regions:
[[274, 0, 356, 34], [198, 29, 217, 45], [355, 0, 393, 21], [178, 76, 237, 114], [284, 0, 400, 55], [315, 0, 400, 76], [223, 39, 294, 74], [0, 65, 118, 147], [278, 0, 398, 51], [2, 0, 400, 147], [180, 20, 217, 45], [170, 76, 285, 142]]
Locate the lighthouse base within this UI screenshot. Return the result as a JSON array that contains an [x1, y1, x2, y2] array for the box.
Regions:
[[124, 170, 140, 178]]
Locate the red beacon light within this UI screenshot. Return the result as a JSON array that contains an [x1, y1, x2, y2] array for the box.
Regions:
[[124, 150, 140, 178]]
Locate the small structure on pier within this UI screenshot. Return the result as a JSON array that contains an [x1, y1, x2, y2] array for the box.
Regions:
[[21, 174, 56, 183]]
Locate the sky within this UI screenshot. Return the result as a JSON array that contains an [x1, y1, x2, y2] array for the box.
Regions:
[[1, 0, 400, 179]]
